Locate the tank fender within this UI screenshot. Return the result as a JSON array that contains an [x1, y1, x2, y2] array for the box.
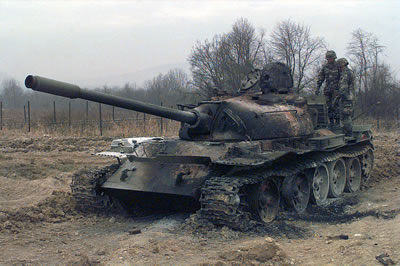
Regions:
[[101, 158, 209, 198]]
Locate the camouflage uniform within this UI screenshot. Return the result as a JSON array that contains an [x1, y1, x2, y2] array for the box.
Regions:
[[337, 58, 355, 136], [317, 51, 340, 125]]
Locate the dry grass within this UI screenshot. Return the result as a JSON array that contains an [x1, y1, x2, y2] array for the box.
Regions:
[[0, 106, 183, 138], [356, 117, 400, 132], [0, 117, 180, 138]]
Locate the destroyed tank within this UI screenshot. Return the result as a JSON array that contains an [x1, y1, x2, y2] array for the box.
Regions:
[[25, 62, 374, 230]]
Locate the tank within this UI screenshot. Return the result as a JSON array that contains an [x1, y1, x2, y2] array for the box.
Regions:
[[25, 62, 374, 230]]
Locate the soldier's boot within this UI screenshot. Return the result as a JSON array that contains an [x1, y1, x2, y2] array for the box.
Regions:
[[334, 112, 341, 126], [342, 102, 353, 137]]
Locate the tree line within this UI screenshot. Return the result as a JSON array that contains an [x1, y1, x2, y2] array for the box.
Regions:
[[1, 18, 399, 122]]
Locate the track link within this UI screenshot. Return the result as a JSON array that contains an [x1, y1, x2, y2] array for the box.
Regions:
[[70, 164, 119, 213], [199, 176, 263, 230]]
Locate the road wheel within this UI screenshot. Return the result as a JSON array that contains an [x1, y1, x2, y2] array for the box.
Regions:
[[282, 173, 310, 214], [345, 157, 362, 193], [248, 179, 280, 223], [327, 158, 346, 198], [308, 164, 330, 206], [360, 149, 374, 186]]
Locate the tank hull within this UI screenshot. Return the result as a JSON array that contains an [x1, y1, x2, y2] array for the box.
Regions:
[[78, 132, 374, 230], [93, 123, 374, 221]]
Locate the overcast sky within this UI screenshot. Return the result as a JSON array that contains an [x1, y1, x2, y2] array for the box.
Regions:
[[0, 0, 399, 88]]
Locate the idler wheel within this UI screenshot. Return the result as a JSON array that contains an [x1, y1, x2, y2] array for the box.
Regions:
[[327, 158, 346, 198], [249, 179, 280, 223], [345, 157, 362, 193], [308, 164, 330, 206], [360, 149, 374, 186], [282, 173, 310, 214]]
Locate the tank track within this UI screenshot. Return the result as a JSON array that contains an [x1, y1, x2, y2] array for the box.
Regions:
[[70, 164, 119, 213], [199, 176, 264, 231], [198, 143, 373, 230]]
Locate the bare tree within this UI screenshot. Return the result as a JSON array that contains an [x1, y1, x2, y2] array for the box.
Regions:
[[189, 18, 269, 98], [0, 78, 24, 108], [346, 28, 385, 111], [269, 19, 326, 93], [369, 37, 386, 94], [347, 29, 373, 95], [367, 63, 399, 125], [220, 19, 268, 89], [144, 69, 195, 106], [189, 36, 224, 98]]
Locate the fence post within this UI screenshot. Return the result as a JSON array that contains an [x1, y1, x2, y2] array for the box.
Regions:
[[99, 103, 103, 136], [68, 101, 71, 128], [0, 102, 2, 130], [28, 101, 31, 132], [160, 102, 163, 135], [112, 106, 115, 121], [53, 101, 57, 124], [86, 101, 89, 127], [143, 113, 146, 132]]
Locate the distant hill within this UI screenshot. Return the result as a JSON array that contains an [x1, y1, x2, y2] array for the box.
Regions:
[[77, 62, 190, 88]]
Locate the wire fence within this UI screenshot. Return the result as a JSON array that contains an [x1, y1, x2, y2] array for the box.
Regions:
[[0, 100, 398, 136], [0, 100, 180, 136]]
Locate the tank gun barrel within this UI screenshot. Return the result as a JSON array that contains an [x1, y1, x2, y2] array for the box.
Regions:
[[25, 75, 198, 125]]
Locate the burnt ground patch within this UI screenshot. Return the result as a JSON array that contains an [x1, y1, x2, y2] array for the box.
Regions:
[[280, 191, 400, 224], [182, 187, 399, 240], [250, 220, 309, 239]]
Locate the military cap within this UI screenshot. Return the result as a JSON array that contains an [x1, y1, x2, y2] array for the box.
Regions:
[[337, 58, 349, 67], [325, 50, 337, 59]]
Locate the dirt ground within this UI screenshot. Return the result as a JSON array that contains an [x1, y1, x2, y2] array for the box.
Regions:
[[0, 132, 399, 265]]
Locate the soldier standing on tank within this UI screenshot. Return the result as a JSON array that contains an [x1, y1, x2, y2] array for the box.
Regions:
[[316, 50, 340, 125], [336, 58, 355, 137]]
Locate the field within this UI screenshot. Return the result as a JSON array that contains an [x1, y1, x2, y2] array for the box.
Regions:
[[0, 130, 399, 265]]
